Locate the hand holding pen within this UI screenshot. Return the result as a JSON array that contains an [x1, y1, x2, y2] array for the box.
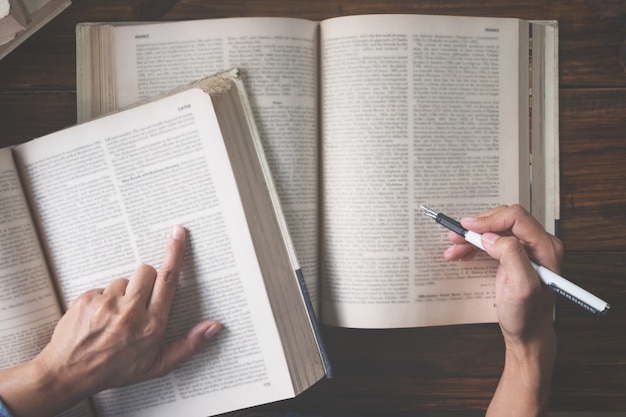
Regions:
[[428, 205, 563, 416], [421, 204, 609, 316]]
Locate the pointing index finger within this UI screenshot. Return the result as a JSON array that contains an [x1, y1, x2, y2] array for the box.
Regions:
[[149, 225, 187, 319]]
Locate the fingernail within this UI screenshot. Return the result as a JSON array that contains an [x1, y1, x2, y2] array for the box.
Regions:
[[482, 232, 500, 245], [443, 245, 455, 259], [203, 323, 221, 340], [171, 225, 185, 241]]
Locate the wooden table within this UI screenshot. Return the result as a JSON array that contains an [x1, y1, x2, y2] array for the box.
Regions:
[[1, 0, 625, 414]]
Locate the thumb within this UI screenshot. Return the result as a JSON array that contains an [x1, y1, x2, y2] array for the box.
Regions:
[[155, 320, 221, 376]]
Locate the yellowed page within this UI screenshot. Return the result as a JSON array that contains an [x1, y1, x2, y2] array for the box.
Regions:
[[79, 18, 323, 312], [320, 14, 525, 328], [13, 89, 294, 417], [0, 148, 62, 364], [0, 148, 96, 417]]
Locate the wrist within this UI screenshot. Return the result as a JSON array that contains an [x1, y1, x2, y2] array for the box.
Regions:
[[503, 319, 556, 368], [0, 360, 52, 417], [504, 329, 556, 407], [505, 339, 556, 385], [487, 332, 556, 417], [0, 356, 86, 417]]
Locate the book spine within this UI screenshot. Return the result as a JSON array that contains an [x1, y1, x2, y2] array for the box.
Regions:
[[295, 268, 333, 378]]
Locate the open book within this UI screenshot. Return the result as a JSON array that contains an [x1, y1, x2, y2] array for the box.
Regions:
[[76, 14, 559, 329], [0, 70, 329, 417]]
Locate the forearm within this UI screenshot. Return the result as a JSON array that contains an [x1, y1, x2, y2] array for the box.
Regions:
[[487, 334, 556, 417], [0, 357, 84, 417]]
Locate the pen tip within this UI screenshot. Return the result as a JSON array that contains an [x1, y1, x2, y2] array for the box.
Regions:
[[419, 205, 438, 219]]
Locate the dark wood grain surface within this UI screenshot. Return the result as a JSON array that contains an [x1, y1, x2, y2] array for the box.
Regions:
[[1, 0, 625, 413]]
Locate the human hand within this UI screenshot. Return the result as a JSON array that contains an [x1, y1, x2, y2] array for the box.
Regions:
[[0, 225, 220, 417], [443, 204, 561, 349], [443, 204, 562, 417]]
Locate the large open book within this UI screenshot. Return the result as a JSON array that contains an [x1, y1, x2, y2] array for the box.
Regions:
[[76, 14, 559, 329], [0, 70, 329, 417]]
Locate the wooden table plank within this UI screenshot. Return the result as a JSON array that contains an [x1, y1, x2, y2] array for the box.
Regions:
[[560, 88, 626, 251], [0, 91, 75, 147]]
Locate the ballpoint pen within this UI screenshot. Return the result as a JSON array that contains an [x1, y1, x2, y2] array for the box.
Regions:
[[419, 205, 610, 316]]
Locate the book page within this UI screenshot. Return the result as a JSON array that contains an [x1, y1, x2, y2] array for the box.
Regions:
[[13, 89, 295, 417], [0, 148, 95, 417], [320, 14, 525, 328], [0, 148, 62, 366], [81, 17, 322, 310]]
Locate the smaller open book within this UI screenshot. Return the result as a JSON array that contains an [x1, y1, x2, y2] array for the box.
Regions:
[[0, 69, 329, 417]]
